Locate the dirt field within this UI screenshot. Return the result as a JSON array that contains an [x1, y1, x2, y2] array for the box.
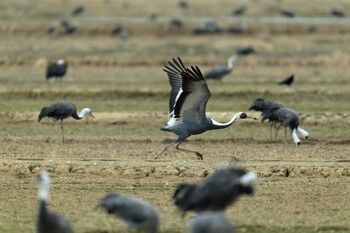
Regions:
[[1, 1, 350, 233]]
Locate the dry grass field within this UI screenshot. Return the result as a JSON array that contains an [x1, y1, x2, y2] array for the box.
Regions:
[[1, 0, 350, 233]]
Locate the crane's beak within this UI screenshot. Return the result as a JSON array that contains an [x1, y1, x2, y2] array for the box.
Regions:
[[247, 114, 257, 120]]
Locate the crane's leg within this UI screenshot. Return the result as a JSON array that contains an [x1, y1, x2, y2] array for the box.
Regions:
[[175, 142, 203, 160], [154, 141, 177, 160], [275, 123, 282, 142], [284, 126, 287, 143], [269, 122, 274, 141], [60, 119, 64, 142]]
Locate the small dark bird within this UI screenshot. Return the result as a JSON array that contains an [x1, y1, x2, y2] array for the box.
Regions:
[[155, 58, 256, 160], [331, 9, 345, 17], [280, 10, 295, 18], [179, 0, 189, 9], [249, 98, 284, 140], [193, 21, 223, 35], [112, 25, 129, 41], [48, 22, 57, 34], [278, 74, 294, 86], [61, 20, 77, 35], [173, 167, 257, 215], [188, 211, 236, 233], [232, 5, 247, 16], [71, 6, 84, 16], [38, 102, 94, 142], [235, 46, 255, 56], [98, 192, 160, 233], [227, 23, 248, 34], [270, 107, 309, 145], [204, 54, 238, 81], [36, 171, 73, 233], [46, 59, 68, 81], [169, 18, 185, 31]]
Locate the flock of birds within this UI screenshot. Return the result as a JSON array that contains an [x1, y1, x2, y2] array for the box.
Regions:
[[37, 166, 257, 233], [40, 56, 308, 160]]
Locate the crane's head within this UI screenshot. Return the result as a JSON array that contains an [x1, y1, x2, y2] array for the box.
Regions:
[[80, 108, 95, 118], [57, 59, 66, 65], [248, 98, 265, 111], [238, 112, 257, 120]]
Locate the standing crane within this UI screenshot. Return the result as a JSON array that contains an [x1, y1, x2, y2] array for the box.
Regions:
[[36, 171, 73, 233], [98, 192, 159, 233], [188, 211, 236, 233], [173, 167, 257, 215], [46, 59, 68, 81], [204, 54, 238, 81], [156, 57, 256, 160], [270, 107, 309, 145], [38, 102, 94, 142]]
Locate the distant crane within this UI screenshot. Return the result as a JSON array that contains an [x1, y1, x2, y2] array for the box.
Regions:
[[270, 106, 309, 145], [71, 6, 84, 16], [173, 167, 257, 215], [331, 9, 345, 17], [249, 98, 284, 140], [235, 46, 255, 56], [278, 74, 294, 86], [280, 10, 295, 18], [98, 192, 159, 233], [38, 102, 94, 142], [36, 171, 73, 233], [204, 54, 238, 81], [155, 57, 256, 160], [112, 25, 129, 41], [188, 211, 236, 233], [46, 59, 68, 81], [232, 5, 247, 16]]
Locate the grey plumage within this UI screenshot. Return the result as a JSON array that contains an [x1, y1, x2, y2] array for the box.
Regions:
[[36, 172, 73, 233], [98, 192, 159, 233], [249, 98, 284, 140], [156, 57, 255, 160], [38, 102, 94, 142], [270, 107, 309, 145], [188, 211, 236, 233], [173, 167, 257, 214], [204, 54, 238, 81], [46, 59, 68, 81]]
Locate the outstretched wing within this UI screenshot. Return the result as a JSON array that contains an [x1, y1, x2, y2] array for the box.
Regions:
[[163, 57, 187, 117], [175, 65, 211, 125]]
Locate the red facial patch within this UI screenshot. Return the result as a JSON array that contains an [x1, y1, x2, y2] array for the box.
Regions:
[[240, 112, 247, 119]]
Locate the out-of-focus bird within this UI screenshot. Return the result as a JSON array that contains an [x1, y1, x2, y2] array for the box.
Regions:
[[235, 46, 255, 56], [155, 58, 256, 160], [193, 21, 223, 35], [331, 9, 345, 17], [232, 5, 247, 16], [61, 20, 77, 35], [38, 102, 94, 142], [278, 74, 294, 86], [270, 107, 309, 145], [98, 192, 159, 233], [36, 171, 73, 233], [46, 59, 68, 81], [280, 10, 295, 18], [173, 167, 257, 214], [112, 25, 129, 41], [188, 211, 236, 233], [204, 54, 238, 81], [71, 6, 84, 16]]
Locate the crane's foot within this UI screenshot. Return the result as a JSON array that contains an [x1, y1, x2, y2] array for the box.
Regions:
[[195, 152, 203, 160]]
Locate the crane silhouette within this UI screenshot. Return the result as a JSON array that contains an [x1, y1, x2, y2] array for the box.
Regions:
[[98, 192, 159, 233], [36, 171, 73, 233], [155, 57, 256, 160], [204, 54, 238, 81], [38, 102, 94, 142], [46, 59, 68, 81], [173, 167, 257, 215]]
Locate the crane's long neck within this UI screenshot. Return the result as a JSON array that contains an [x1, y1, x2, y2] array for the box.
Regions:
[[227, 55, 238, 70], [209, 112, 242, 130], [72, 108, 91, 120]]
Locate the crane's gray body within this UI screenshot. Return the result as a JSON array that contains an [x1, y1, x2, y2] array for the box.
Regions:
[[272, 107, 299, 130], [204, 66, 232, 81], [173, 167, 256, 214], [37, 201, 73, 233], [249, 98, 284, 123], [99, 193, 159, 233], [38, 102, 81, 122], [188, 211, 236, 233]]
